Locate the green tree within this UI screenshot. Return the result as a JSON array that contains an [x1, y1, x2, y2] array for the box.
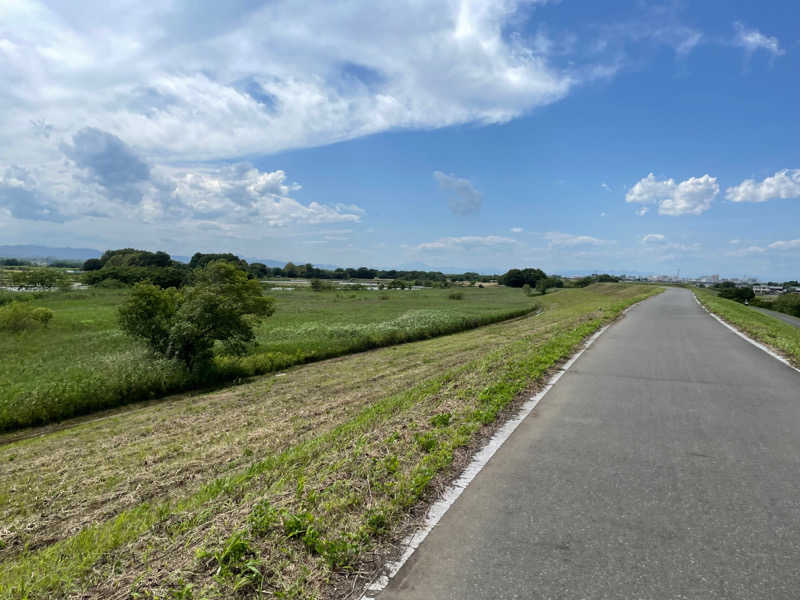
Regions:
[[82, 258, 103, 271], [718, 286, 755, 303], [119, 261, 275, 369]]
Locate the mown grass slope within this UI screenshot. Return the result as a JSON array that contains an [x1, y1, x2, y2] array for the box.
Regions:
[[0, 284, 660, 600], [0, 286, 538, 431], [694, 287, 800, 366]]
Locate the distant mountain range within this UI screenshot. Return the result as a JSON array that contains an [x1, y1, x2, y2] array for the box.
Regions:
[[0, 245, 102, 261]]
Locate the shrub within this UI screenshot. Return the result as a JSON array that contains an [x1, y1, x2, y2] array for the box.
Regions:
[[94, 277, 128, 289], [772, 293, 800, 317], [0, 290, 22, 307], [448, 292, 463, 300], [718, 286, 755, 303], [310, 278, 332, 292], [31, 307, 54, 327], [0, 301, 52, 332]]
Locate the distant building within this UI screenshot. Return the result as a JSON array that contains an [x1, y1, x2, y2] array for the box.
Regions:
[[753, 285, 785, 296]]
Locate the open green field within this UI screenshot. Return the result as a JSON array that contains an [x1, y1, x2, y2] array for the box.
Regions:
[[0, 283, 660, 600], [693, 288, 800, 366], [0, 286, 539, 432]]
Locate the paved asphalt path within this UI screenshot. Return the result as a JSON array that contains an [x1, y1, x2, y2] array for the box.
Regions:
[[751, 304, 800, 329], [376, 288, 800, 599]]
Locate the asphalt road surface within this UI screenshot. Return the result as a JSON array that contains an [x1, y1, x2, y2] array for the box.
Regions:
[[376, 288, 800, 600], [751, 304, 800, 329]]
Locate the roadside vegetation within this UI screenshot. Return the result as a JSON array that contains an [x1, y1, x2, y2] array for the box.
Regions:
[[751, 293, 800, 318], [694, 287, 800, 366], [0, 283, 660, 600], [0, 276, 539, 432]]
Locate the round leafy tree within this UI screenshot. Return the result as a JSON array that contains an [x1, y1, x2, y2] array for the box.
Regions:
[[119, 261, 275, 369]]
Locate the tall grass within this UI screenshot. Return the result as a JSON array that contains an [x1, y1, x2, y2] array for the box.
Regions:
[[0, 287, 539, 431]]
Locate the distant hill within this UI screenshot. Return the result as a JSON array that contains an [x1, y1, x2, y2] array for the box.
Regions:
[[0, 245, 101, 261]]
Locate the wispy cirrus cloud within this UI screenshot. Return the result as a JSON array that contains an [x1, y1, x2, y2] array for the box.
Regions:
[[641, 233, 665, 244], [768, 239, 800, 251], [726, 245, 766, 257], [732, 22, 784, 58], [415, 235, 518, 253], [544, 232, 613, 248]]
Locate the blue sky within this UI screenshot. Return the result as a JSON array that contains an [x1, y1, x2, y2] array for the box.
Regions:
[[1, 1, 798, 278]]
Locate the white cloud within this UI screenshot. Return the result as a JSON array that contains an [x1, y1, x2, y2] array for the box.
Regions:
[[729, 239, 741, 245], [727, 245, 766, 257], [415, 235, 518, 253], [732, 22, 784, 57], [768, 239, 800, 251], [626, 172, 718, 216], [0, 0, 577, 166], [641, 233, 665, 244], [636, 206, 649, 216], [166, 164, 361, 226], [544, 232, 613, 248], [601, 182, 612, 191], [0, 130, 363, 228], [433, 171, 482, 215], [510, 227, 523, 233], [725, 169, 800, 203]]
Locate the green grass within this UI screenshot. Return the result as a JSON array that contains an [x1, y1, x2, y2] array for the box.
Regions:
[[0, 286, 539, 432], [0, 284, 661, 599], [694, 287, 800, 366]]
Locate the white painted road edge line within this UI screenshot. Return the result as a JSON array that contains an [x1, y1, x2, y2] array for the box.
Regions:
[[693, 294, 800, 376], [359, 302, 640, 600]]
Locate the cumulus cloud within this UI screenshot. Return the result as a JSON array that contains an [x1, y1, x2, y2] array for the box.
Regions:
[[544, 232, 612, 247], [725, 169, 800, 203], [768, 239, 800, 251], [415, 235, 517, 253], [641, 233, 665, 243], [433, 171, 482, 215], [626, 172, 718, 216], [0, 139, 364, 228], [166, 163, 361, 226], [732, 22, 784, 57], [510, 227, 523, 233]]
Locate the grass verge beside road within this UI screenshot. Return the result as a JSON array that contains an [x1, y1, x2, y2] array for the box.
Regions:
[[694, 288, 800, 367], [0, 287, 538, 432], [0, 284, 661, 600]]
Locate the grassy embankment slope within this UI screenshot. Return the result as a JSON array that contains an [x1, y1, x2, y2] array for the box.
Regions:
[[694, 287, 800, 366], [1, 286, 538, 432], [0, 284, 661, 600]]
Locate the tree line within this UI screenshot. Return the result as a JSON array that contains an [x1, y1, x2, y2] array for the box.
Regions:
[[81, 249, 486, 288]]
